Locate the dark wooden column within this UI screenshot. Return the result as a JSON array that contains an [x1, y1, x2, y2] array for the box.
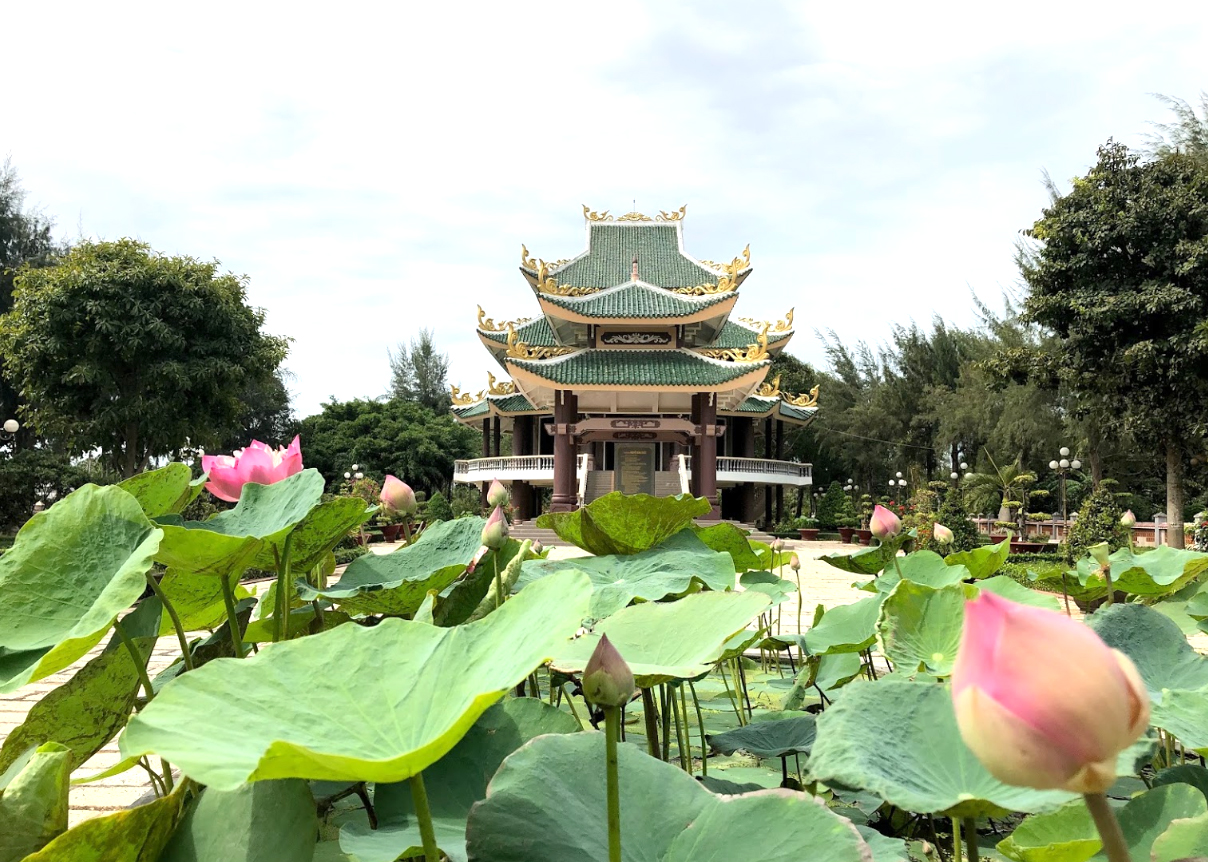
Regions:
[[775, 419, 785, 524], [511, 415, 535, 522], [551, 391, 579, 512], [735, 417, 757, 523], [480, 418, 491, 508], [694, 393, 720, 519], [690, 395, 702, 497], [492, 416, 502, 458], [764, 415, 773, 527]]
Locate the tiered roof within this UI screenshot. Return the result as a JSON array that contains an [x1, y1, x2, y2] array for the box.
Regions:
[[454, 206, 817, 424]]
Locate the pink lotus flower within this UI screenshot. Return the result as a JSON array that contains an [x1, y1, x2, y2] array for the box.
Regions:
[[381, 475, 417, 516], [201, 436, 303, 503], [952, 592, 1149, 793], [870, 505, 901, 540], [582, 634, 636, 708], [933, 523, 954, 545], [487, 479, 509, 509], [481, 505, 509, 550]]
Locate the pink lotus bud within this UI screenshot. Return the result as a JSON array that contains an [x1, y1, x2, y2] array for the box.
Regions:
[[487, 479, 509, 509], [380, 475, 417, 516], [481, 505, 509, 550], [933, 523, 954, 545], [771, 538, 784, 552], [1120, 510, 1136, 528], [202, 435, 303, 502], [870, 505, 901, 540], [952, 592, 1149, 793], [531, 539, 544, 555], [582, 634, 636, 708], [789, 553, 801, 572]]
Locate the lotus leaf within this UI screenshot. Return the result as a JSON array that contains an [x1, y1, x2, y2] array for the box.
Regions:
[[159, 779, 317, 862], [1028, 564, 1105, 602], [1089, 603, 1208, 701], [297, 517, 496, 616], [944, 537, 1010, 580], [1104, 784, 1205, 862], [692, 523, 764, 571], [119, 463, 205, 518], [120, 570, 592, 789], [433, 537, 526, 627], [156, 571, 254, 635], [518, 531, 737, 618], [0, 484, 162, 692], [340, 697, 579, 862], [1152, 689, 1208, 753], [707, 714, 816, 758], [262, 495, 370, 573], [809, 680, 1075, 817], [464, 731, 874, 862], [974, 576, 1063, 611], [819, 544, 898, 576], [20, 786, 183, 861], [0, 742, 70, 862], [1153, 764, 1208, 801], [874, 551, 970, 593], [739, 570, 797, 608], [1107, 546, 1208, 598], [805, 595, 885, 655], [1152, 808, 1208, 862], [815, 653, 864, 692], [876, 581, 965, 677], [856, 825, 910, 862], [996, 798, 1102, 862], [549, 590, 770, 687], [535, 492, 711, 555]]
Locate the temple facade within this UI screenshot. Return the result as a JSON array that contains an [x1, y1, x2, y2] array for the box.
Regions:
[[451, 206, 817, 524]]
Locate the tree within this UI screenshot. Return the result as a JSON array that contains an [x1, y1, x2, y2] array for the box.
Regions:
[[1144, 92, 1208, 164], [217, 367, 298, 453], [1020, 142, 1208, 547], [389, 328, 451, 412], [0, 239, 289, 477]]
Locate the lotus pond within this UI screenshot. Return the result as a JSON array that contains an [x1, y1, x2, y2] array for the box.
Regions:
[[3, 464, 1208, 862]]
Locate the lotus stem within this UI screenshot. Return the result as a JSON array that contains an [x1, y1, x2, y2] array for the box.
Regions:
[[736, 659, 754, 718], [1060, 573, 1072, 617], [640, 688, 661, 758], [274, 534, 294, 643], [953, 815, 962, 862], [219, 575, 246, 659], [795, 571, 803, 634], [560, 684, 586, 731], [717, 661, 745, 725], [113, 617, 155, 703], [604, 706, 622, 862], [678, 683, 693, 774], [688, 679, 707, 776], [493, 554, 504, 610], [1084, 793, 1131, 862], [963, 817, 978, 862], [409, 771, 441, 862], [144, 573, 194, 670], [660, 684, 672, 762], [1103, 567, 1114, 607]]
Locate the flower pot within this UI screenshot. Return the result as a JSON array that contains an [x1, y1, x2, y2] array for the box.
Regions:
[[838, 527, 856, 543], [798, 528, 820, 541], [857, 529, 873, 545], [380, 524, 403, 542]]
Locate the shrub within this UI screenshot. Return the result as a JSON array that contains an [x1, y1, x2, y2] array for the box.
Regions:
[[0, 449, 92, 531], [816, 482, 851, 531], [1061, 479, 1130, 562], [425, 491, 454, 522]]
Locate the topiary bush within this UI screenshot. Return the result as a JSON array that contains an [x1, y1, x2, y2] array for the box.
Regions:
[[1061, 478, 1130, 562], [816, 481, 849, 531], [425, 490, 454, 522]]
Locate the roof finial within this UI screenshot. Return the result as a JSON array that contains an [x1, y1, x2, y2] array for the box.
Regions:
[[632, 256, 639, 282]]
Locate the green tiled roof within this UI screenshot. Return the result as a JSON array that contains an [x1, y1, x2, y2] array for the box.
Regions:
[[732, 395, 778, 414], [488, 393, 540, 413], [451, 400, 489, 419], [551, 225, 720, 289], [508, 349, 767, 387], [541, 283, 733, 319], [707, 321, 793, 350], [779, 402, 818, 423], [479, 317, 557, 346]]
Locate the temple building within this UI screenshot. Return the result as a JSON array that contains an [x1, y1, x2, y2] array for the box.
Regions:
[[451, 206, 817, 524]]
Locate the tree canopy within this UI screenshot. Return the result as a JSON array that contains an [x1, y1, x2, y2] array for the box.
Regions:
[[389, 327, 451, 412], [0, 239, 289, 476]]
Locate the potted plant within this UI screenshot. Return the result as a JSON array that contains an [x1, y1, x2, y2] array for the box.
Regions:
[[797, 516, 820, 542], [837, 516, 859, 544]]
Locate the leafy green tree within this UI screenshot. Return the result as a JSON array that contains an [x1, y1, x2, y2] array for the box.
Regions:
[[1062, 480, 1131, 563], [424, 490, 454, 522], [932, 487, 979, 554], [218, 367, 297, 453], [0, 448, 90, 530], [297, 397, 476, 497], [1020, 141, 1208, 547], [0, 240, 288, 477], [816, 481, 850, 531], [1144, 91, 1208, 164], [389, 328, 451, 412]]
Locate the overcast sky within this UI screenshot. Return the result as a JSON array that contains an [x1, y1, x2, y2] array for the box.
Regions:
[[5, 1, 1206, 417]]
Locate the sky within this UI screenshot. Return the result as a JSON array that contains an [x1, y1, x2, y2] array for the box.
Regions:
[[4, 1, 1207, 417]]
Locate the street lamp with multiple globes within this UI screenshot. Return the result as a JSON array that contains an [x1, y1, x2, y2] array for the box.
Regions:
[[1048, 447, 1082, 524], [888, 471, 907, 496], [843, 478, 859, 506], [1, 417, 18, 449]]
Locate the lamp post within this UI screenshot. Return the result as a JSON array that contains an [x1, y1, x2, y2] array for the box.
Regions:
[[1048, 447, 1082, 526], [1, 418, 18, 450]]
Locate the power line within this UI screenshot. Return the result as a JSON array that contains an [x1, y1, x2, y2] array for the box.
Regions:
[[811, 423, 936, 451]]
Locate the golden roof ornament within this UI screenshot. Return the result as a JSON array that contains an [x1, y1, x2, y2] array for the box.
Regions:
[[757, 375, 781, 397], [477, 305, 533, 333], [738, 307, 793, 334], [450, 384, 484, 406], [535, 260, 599, 297], [487, 372, 516, 396], [520, 244, 538, 270], [785, 385, 820, 408], [505, 324, 576, 361], [698, 324, 770, 362], [581, 204, 687, 223], [583, 205, 611, 221]]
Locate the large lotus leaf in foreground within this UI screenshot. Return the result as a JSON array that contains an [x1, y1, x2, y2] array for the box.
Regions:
[[297, 517, 495, 616], [120, 570, 592, 789], [465, 731, 874, 862], [1107, 546, 1208, 598], [535, 492, 711, 555], [872, 551, 970, 594], [875, 581, 965, 677], [0, 741, 71, 861], [0, 484, 162, 693], [809, 680, 1075, 817], [805, 595, 885, 656], [1089, 602, 1208, 701], [341, 697, 579, 862], [692, 522, 764, 572], [943, 537, 1010, 580], [549, 590, 770, 687], [518, 530, 737, 618], [159, 779, 317, 862], [118, 463, 206, 518], [19, 786, 183, 862]]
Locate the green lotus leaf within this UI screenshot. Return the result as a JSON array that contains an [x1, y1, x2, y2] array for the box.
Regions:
[[0, 484, 162, 693], [1027, 565, 1105, 603], [1152, 689, 1208, 753], [692, 523, 764, 572], [876, 581, 965, 677], [1089, 603, 1208, 702], [519, 531, 737, 619], [153, 525, 263, 581], [0, 598, 160, 776], [432, 536, 526, 628], [1106, 546, 1208, 598], [120, 570, 592, 789], [1152, 808, 1208, 862], [263, 495, 371, 574], [875, 550, 970, 593], [975, 576, 1063, 611], [549, 590, 770, 687], [856, 825, 910, 862], [159, 779, 317, 862], [707, 714, 816, 758], [464, 731, 874, 862], [696, 775, 764, 795], [297, 517, 501, 617], [1153, 764, 1208, 802], [0, 742, 71, 862], [819, 544, 897, 576], [535, 492, 711, 555], [739, 570, 797, 608], [805, 595, 886, 655], [20, 786, 183, 861], [944, 537, 1010, 580], [996, 798, 1101, 862], [156, 571, 255, 635], [340, 697, 579, 862], [809, 680, 1075, 817], [815, 652, 864, 692], [118, 463, 205, 518]]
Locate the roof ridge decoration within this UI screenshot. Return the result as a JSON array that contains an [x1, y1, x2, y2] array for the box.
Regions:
[[698, 323, 771, 362], [506, 324, 577, 360], [535, 261, 600, 297], [785, 385, 820, 408], [582, 204, 686, 223], [670, 245, 750, 296], [487, 372, 516, 396], [477, 305, 533, 333], [757, 375, 781, 397], [451, 384, 484, 406], [738, 307, 794, 333]]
